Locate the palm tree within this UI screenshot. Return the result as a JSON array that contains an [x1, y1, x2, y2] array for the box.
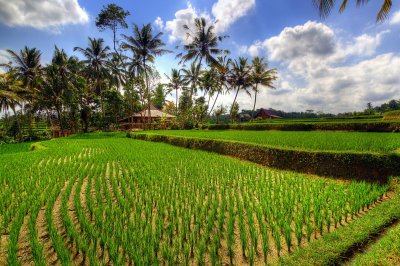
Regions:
[[74, 37, 110, 115], [6, 46, 42, 136], [41, 47, 76, 136], [164, 69, 185, 115], [199, 69, 218, 120], [177, 17, 229, 69], [208, 56, 231, 117], [313, 0, 393, 21], [0, 72, 23, 113], [182, 61, 201, 101], [6, 46, 42, 94], [0, 71, 25, 140], [250, 57, 278, 121], [121, 23, 171, 127], [228, 57, 252, 122]]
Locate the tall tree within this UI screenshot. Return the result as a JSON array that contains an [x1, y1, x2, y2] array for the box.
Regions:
[[41, 47, 77, 136], [228, 57, 252, 122], [6, 46, 42, 104], [164, 69, 185, 115], [208, 56, 231, 117], [74, 37, 110, 116], [250, 57, 278, 121], [121, 23, 171, 127], [0, 72, 23, 114], [198, 69, 218, 122], [0, 71, 27, 140], [181, 61, 201, 101], [96, 4, 130, 59], [313, 0, 393, 21], [177, 17, 229, 68], [6, 46, 42, 137]]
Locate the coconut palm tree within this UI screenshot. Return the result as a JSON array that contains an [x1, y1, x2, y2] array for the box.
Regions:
[[313, 0, 393, 21], [208, 56, 231, 117], [121, 23, 171, 127], [41, 47, 77, 136], [6, 46, 42, 94], [0, 72, 23, 113], [164, 69, 185, 115], [182, 61, 201, 101], [177, 17, 229, 69], [6, 47, 42, 136], [0, 71, 25, 140], [250, 57, 278, 121], [74, 37, 110, 115], [199, 69, 217, 105], [228, 57, 252, 122]]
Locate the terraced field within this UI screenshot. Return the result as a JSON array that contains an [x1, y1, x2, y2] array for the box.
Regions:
[[0, 134, 392, 265], [141, 130, 400, 153]]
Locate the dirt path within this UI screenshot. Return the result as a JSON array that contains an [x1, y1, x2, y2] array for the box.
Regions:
[[36, 205, 59, 265], [17, 214, 34, 265]]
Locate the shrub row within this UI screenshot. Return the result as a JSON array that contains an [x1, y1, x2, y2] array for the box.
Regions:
[[207, 121, 400, 132], [130, 133, 400, 182]]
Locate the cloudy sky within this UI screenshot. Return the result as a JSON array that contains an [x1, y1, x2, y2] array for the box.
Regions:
[[0, 0, 399, 113]]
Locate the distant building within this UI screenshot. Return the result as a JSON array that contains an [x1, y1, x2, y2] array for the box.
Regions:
[[253, 108, 282, 119], [118, 104, 176, 130]]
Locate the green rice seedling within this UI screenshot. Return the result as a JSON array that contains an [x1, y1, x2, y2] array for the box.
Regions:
[[0, 136, 390, 265]]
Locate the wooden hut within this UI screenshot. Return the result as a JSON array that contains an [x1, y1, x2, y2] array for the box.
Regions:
[[119, 105, 176, 130], [253, 108, 282, 119]]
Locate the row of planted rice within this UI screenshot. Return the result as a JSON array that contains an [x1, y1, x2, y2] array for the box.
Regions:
[[0, 138, 388, 265]]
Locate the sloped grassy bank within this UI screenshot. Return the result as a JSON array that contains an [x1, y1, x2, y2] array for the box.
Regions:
[[128, 133, 400, 182]]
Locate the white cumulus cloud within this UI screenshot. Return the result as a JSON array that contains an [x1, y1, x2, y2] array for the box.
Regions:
[[390, 9, 400, 25], [164, 0, 255, 43], [0, 0, 89, 33], [212, 0, 255, 33], [0, 50, 11, 74], [165, 3, 212, 43], [154, 17, 164, 30], [222, 21, 399, 113]]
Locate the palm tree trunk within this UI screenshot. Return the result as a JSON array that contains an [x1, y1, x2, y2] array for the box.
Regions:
[[251, 84, 258, 122], [12, 108, 22, 142], [208, 91, 220, 118], [230, 87, 240, 123], [56, 106, 64, 137], [143, 59, 151, 130], [175, 87, 178, 116]]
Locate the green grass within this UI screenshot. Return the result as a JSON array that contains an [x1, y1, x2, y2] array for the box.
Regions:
[[349, 222, 400, 265], [0, 134, 389, 265], [66, 131, 127, 139], [0, 142, 33, 155], [142, 130, 400, 154], [276, 178, 400, 266]]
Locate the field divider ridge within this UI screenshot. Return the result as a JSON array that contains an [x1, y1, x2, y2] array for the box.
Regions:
[[129, 133, 400, 182]]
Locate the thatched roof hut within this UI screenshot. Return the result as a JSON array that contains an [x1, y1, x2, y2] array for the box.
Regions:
[[119, 104, 176, 129], [253, 108, 282, 119]]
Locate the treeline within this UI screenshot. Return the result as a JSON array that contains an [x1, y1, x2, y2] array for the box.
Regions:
[[0, 4, 278, 142]]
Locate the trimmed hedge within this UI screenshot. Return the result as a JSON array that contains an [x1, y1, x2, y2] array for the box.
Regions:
[[207, 122, 400, 132], [130, 133, 400, 182]]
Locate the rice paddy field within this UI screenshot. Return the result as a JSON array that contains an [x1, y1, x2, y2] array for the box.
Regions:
[[0, 134, 395, 265], [142, 130, 400, 154]]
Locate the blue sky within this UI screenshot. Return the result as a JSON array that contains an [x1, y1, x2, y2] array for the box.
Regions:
[[0, 0, 399, 113]]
